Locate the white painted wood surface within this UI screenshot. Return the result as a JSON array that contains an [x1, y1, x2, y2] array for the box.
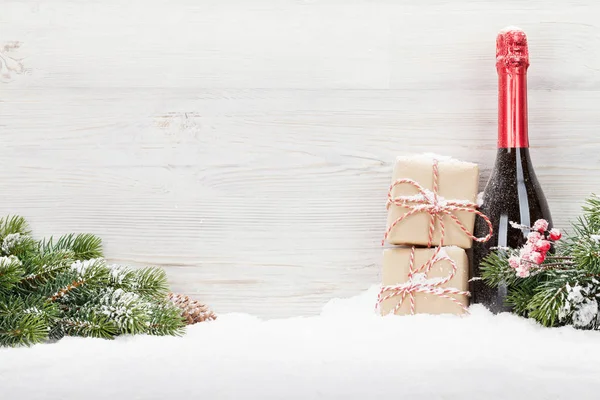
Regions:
[[2, 0, 600, 318]]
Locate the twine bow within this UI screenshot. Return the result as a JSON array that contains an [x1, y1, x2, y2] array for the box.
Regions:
[[377, 158, 493, 316], [377, 247, 470, 315], [382, 159, 493, 247]]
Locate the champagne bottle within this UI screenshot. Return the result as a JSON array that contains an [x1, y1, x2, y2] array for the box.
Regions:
[[471, 27, 552, 313]]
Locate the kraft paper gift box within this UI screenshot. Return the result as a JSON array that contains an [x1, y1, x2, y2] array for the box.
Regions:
[[384, 154, 480, 249], [379, 246, 469, 316]]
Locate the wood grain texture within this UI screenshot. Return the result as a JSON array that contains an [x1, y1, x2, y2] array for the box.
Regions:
[[2, 0, 600, 317]]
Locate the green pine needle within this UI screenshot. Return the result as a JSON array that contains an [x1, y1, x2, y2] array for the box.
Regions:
[[0, 216, 187, 347], [56, 312, 119, 340], [480, 250, 521, 288], [94, 288, 150, 335], [2, 234, 38, 259], [18, 262, 72, 291], [39, 233, 103, 260], [505, 282, 537, 317], [582, 194, 600, 229], [147, 301, 187, 337], [0, 216, 31, 238], [106, 265, 170, 300], [480, 194, 600, 329], [0, 313, 49, 347], [131, 267, 170, 299], [0, 256, 25, 294]]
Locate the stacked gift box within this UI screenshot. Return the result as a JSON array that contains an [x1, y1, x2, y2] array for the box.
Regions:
[[378, 154, 491, 316]]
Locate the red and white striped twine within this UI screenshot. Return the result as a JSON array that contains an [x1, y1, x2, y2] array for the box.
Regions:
[[377, 159, 492, 316], [381, 159, 493, 247], [376, 246, 470, 315]]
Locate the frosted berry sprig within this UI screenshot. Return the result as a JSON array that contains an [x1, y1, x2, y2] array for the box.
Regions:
[[507, 219, 563, 278]]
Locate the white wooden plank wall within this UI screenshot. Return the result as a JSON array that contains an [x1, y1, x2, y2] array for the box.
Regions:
[[2, 0, 600, 318]]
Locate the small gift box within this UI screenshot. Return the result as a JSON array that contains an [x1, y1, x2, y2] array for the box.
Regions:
[[384, 154, 483, 249], [378, 246, 469, 316]]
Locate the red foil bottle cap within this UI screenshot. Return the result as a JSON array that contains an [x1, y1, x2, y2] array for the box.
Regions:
[[496, 27, 529, 72], [496, 26, 529, 148]]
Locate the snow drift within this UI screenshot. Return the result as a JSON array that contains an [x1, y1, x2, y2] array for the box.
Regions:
[[2, 286, 599, 400]]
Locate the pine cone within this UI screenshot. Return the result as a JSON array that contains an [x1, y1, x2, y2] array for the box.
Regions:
[[168, 293, 217, 325]]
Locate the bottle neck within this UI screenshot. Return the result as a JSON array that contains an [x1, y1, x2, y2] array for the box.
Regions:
[[497, 68, 529, 148]]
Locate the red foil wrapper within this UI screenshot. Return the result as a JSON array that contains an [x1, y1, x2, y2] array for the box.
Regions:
[[496, 28, 529, 148]]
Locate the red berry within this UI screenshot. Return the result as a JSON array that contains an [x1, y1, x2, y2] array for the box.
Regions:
[[533, 219, 549, 233], [520, 244, 534, 258], [508, 256, 520, 269], [527, 231, 542, 244], [536, 240, 551, 252], [530, 251, 545, 264], [548, 229, 562, 241]]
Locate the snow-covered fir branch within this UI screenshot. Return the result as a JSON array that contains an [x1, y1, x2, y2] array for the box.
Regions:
[[70, 258, 105, 276], [481, 195, 600, 330], [0, 214, 186, 347], [2, 233, 24, 254], [560, 283, 600, 329]]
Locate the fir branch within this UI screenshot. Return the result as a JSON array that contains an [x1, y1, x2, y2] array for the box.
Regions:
[[69, 258, 109, 280], [49, 279, 87, 302], [43, 260, 109, 303], [0, 293, 59, 320], [39, 233, 103, 260], [0, 216, 31, 239], [55, 311, 118, 340], [107, 265, 137, 287], [94, 288, 150, 335], [146, 301, 186, 337], [561, 195, 600, 256], [480, 250, 521, 288], [0, 215, 188, 346], [560, 196, 600, 274], [131, 267, 170, 299], [1, 233, 37, 259], [22, 249, 75, 273], [582, 194, 600, 232], [107, 265, 170, 299], [0, 256, 25, 294], [571, 237, 600, 274], [474, 194, 600, 330], [527, 269, 590, 327], [16, 251, 77, 292], [505, 285, 535, 316], [18, 263, 72, 291], [505, 276, 542, 317], [0, 313, 49, 347]]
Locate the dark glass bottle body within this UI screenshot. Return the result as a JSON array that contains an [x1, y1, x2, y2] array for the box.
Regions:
[[471, 148, 552, 312], [471, 28, 553, 312]]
